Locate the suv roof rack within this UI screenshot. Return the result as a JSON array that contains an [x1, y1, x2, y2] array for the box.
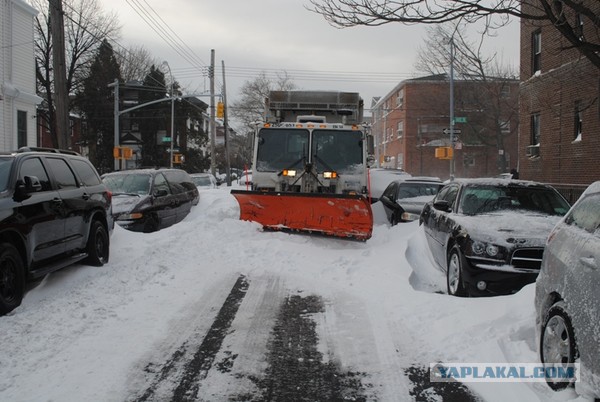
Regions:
[[17, 147, 80, 155]]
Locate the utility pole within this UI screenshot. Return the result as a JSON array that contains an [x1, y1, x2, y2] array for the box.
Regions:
[[108, 79, 120, 171], [221, 60, 231, 186], [209, 50, 217, 177], [449, 38, 456, 180], [49, 0, 69, 149]]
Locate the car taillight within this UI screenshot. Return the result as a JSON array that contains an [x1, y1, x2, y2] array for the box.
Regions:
[[106, 190, 112, 203]]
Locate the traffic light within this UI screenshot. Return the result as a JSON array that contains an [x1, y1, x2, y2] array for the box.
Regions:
[[122, 147, 133, 159], [216, 101, 224, 118], [173, 153, 184, 164]]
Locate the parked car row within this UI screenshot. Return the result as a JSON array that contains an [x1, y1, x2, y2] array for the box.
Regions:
[[0, 149, 206, 316], [417, 177, 599, 398]]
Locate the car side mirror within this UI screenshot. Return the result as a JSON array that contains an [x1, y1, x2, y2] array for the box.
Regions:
[[14, 176, 42, 200], [154, 189, 168, 197], [433, 199, 451, 212]]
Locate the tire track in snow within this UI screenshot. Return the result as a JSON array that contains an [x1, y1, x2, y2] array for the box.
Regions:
[[135, 274, 249, 401]]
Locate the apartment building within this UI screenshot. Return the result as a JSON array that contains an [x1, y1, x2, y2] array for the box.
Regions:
[[519, 1, 600, 185], [371, 75, 519, 180]]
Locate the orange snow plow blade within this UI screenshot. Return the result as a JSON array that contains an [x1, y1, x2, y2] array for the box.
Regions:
[[231, 190, 373, 241]]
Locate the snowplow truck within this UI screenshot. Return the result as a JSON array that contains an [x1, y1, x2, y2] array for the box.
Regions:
[[231, 90, 374, 240]]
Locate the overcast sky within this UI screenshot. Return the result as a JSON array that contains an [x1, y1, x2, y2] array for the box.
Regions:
[[100, 0, 520, 115]]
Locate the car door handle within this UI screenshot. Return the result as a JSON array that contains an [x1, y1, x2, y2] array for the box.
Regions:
[[51, 197, 62, 205], [82, 192, 90, 200], [580, 256, 598, 271]]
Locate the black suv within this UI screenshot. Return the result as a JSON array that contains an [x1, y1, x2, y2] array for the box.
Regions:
[[102, 168, 199, 233], [0, 148, 113, 315]]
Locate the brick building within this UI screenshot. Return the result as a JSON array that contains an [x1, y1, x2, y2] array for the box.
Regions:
[[371, 75, 520, 180], [519, 1, 600, 186]]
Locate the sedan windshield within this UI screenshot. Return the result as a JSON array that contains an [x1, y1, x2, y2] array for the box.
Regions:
[[460, 185, 570, 216], [103, 174, 151, 195]]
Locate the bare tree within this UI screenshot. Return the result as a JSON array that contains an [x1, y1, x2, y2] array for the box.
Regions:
[[33, 0, 121, 147], [117, 45, 158, 82], [415, 22, 520, 173], [308, 0, 600, 69], [229, 71, 296, 166]]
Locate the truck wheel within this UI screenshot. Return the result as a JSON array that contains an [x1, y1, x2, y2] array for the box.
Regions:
[[84, 221, 109, 266], [0, 243, 25, 315]]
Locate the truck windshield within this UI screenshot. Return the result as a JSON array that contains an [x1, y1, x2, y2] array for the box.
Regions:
[[256, 128, 309, 172], [312, 130, 363, 173]]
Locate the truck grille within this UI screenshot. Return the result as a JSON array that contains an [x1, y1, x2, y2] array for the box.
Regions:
[[511, 248, 544, 270]]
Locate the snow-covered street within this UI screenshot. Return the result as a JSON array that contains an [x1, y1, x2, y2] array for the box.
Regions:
[[0, 188, 588, 401]]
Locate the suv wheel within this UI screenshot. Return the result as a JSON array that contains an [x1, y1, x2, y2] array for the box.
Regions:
[[0, 243, 25, 315], [540, 302, 578, 390], [84, 221, 109, 266]]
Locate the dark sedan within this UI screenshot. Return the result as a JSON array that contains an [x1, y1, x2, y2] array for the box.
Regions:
[[420, 178, 570, 297], [102, 168, 199, 233], [380, 177, 443, 225]]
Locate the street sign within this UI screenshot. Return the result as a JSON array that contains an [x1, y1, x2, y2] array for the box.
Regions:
[[454, 117, 467, 123], [162, 136, 171, 142], [443, 128, 462, 135]]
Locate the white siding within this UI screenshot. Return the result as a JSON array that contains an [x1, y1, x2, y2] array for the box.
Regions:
[[0, 0, 40, 151]]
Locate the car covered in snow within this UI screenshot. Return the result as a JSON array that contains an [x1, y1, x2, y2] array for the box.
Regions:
[[420, 178, 570, 297], [380, 177, 443, 224], [102, 168, 199, 233], [535, 181, 600, 398], [368, 168, 411, 203], [190, 172, 218, 189]]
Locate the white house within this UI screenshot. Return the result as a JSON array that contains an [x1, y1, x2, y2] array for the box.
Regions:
[[1, 0, 42, 152]]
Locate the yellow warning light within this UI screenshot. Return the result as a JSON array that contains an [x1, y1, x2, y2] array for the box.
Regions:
[[307, 124, 315, 128], [263, 123, 271, 128], [296, 124, 304, 128], [323, 171, 338, 179]]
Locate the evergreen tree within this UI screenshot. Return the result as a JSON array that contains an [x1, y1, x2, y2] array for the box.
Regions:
[[139, 66, 169, 167], [77, 39, 121, 173]]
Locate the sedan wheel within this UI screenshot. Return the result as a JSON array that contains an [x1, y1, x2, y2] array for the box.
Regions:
[[540, 303, 577, 390], [447, 246, 467, 297]]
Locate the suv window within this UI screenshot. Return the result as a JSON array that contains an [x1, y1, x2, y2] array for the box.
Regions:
[[0, 158, 13, 191], [20, 157, 52, 191], [46, 157, 78, 189], [71, 159, 102, 186], [566, 193, 600, 233]]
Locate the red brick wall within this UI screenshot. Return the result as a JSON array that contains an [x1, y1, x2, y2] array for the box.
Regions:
[[519, 1, 600, 185]]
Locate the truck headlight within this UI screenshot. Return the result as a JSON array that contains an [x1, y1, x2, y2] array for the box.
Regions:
[[282, 169, 297, 177], [323, 171, 338, 179]]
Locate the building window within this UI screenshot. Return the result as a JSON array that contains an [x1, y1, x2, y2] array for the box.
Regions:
[[17, 110, 27, 148], [532, 30, 541, 74], [531, 113, 540, 145], [574, 101, 583, 141], [386, 127, 392, 142], [397, 121, 404, 138], [396, 88, 404, 108]]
